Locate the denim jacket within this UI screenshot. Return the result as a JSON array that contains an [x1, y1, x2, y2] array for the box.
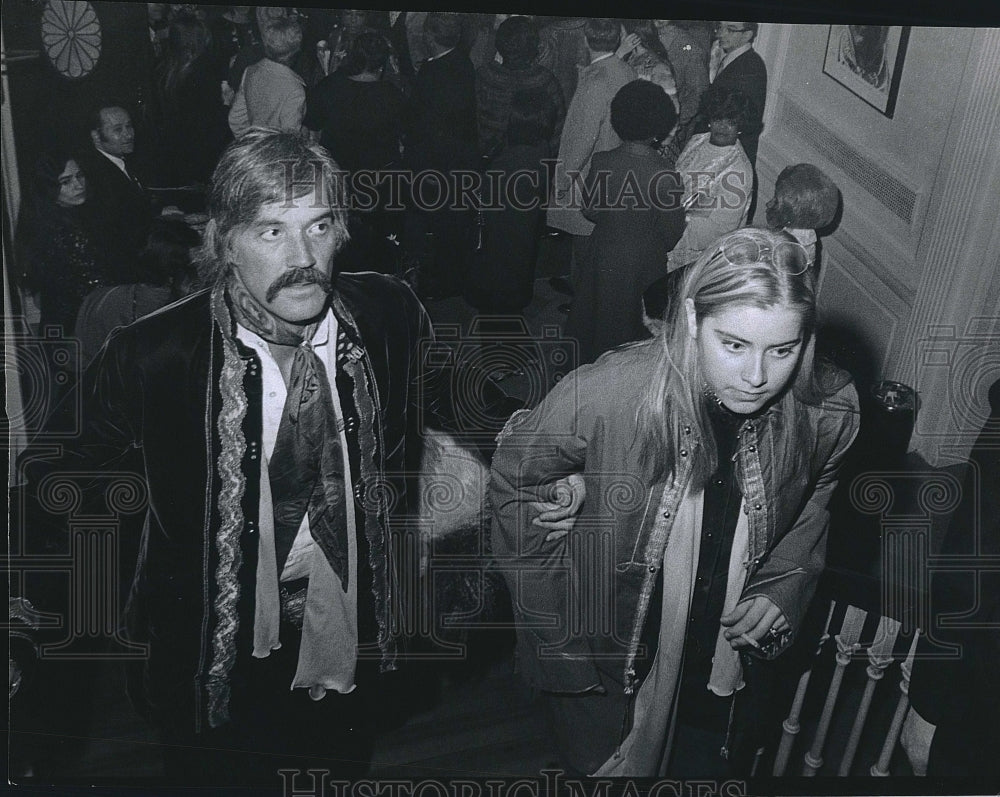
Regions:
[[490, 339, 860, 696]]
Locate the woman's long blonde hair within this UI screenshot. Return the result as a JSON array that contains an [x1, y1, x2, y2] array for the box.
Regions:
[[636, 227, 851, 487]]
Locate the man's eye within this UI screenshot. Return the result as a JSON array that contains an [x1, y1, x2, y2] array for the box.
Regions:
[[260, 228, 281, 240], [723, 341, 744, 352], [771, 346, 797, 358]]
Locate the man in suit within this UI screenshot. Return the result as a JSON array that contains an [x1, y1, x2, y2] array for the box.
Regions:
[[79, 103, 153, 279], [403, 12, 478, 298], [546, 18, 636, 295], [707, 21, 767, 166]]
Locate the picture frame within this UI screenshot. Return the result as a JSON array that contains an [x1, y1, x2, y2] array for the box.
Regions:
[[823, 25, 910, 117]]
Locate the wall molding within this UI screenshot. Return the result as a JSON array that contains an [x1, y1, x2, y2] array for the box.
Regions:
[[773, 95, 922, 227]]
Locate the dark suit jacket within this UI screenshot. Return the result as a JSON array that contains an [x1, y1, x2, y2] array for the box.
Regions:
[[78, 148, 153, 279], [389, 12, 414, 79], [406, 47, 478, 172], [710, 48, 767, 165]]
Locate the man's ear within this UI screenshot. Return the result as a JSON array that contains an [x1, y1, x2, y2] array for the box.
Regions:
[[685, 297, 698, 339], [90, 129, 101, 148]]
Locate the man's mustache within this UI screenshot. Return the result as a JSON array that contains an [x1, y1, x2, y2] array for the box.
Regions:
[[266, 268, 333, 303]]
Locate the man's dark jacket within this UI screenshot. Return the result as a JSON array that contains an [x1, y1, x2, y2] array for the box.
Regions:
[[77, 148, 153, 278], [16, 272, 435, 734]]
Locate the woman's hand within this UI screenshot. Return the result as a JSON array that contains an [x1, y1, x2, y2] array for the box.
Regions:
[[616, 33, 642, 60], [721, 595, 790, 650], [530, 473, 585, 543]]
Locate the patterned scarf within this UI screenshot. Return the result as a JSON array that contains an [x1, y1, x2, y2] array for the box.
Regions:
[[226, 270, 351, 590]]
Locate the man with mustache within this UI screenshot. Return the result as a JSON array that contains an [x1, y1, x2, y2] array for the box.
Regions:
[[13, 129, 439, 785]]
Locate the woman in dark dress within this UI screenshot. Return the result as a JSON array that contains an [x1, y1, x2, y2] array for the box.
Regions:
[[304, 30, 405, 272], [15, 153, 113, 406], [564, 79, 685, 365], [151, 12, 231, 185], [465, 86, 557, 316], [16, 153, 110, 335]]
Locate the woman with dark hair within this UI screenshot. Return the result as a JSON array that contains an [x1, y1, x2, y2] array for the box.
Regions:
[[15, 153, 110, 334], [668, 84, 755, 269], [301, 8, 376, 85], [464, 87, 557, 316], [617, 19, 678, 109], [563, 79, 685, 364], [475, 15, 565, 156], [491, 227, 860, 776], [151, 11, 231, 185], [74, 218, 202, 366], [304, 30, 405, 272]]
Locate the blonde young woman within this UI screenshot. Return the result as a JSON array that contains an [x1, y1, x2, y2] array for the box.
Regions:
[[490, 227, 860, 776]]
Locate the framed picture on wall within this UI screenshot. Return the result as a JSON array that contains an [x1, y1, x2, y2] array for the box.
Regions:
[[823, 25, 910, 117]]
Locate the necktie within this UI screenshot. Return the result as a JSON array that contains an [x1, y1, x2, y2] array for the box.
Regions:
[[268, 341, 350, 590]]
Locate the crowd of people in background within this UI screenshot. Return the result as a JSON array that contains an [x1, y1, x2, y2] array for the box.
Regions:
[[15, 10, 803, 384], [9, 7, 998, 785]]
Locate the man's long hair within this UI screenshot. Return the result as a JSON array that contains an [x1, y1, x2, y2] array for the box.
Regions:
[[635, 227, 852, 488], [195, 129, 350, 286]]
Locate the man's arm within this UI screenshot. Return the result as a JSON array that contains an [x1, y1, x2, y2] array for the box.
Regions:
[[489, 370, 603, 693]]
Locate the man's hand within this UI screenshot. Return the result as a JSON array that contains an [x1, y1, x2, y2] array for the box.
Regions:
[[530, 473, 585, 543], [721, 595, 789, 650], [900, 706, 935, 776]]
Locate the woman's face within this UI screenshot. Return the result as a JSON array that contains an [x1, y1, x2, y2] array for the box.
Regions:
[[56, 160, 87, 207], [687, 300, 805, 414], [709, 117, 739, 147]]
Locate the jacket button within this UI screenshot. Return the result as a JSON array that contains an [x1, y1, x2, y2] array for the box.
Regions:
[[250, 453, 258, 461], [684, 426, 691, 434], [754, 502, 762, 511], [680, 449, 688, 457], [649, 564, 658, 573], [662, 511, 671, 518], [749, 445, 757, 452]]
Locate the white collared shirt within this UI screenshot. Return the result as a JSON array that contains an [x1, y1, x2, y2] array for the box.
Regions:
[[236, 309, 351, 581]]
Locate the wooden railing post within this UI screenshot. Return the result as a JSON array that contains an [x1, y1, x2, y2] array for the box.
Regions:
[[772, 602, 835, 776], [802, 605, 866, 776], [871, 631, 921, 776], [838, 615, 902, 775]]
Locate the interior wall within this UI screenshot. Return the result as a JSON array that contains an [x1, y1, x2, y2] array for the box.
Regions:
[[754, 24, 1000, 464]]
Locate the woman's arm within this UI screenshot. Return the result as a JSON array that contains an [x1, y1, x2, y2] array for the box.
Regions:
[[741, 387, 861, 646]]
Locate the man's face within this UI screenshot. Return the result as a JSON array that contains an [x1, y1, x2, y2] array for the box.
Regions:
[[687, 300, 804, 414], [714, 21, 753, 54], [92, 107, 135, 157], [227, 195, 341, 326]]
